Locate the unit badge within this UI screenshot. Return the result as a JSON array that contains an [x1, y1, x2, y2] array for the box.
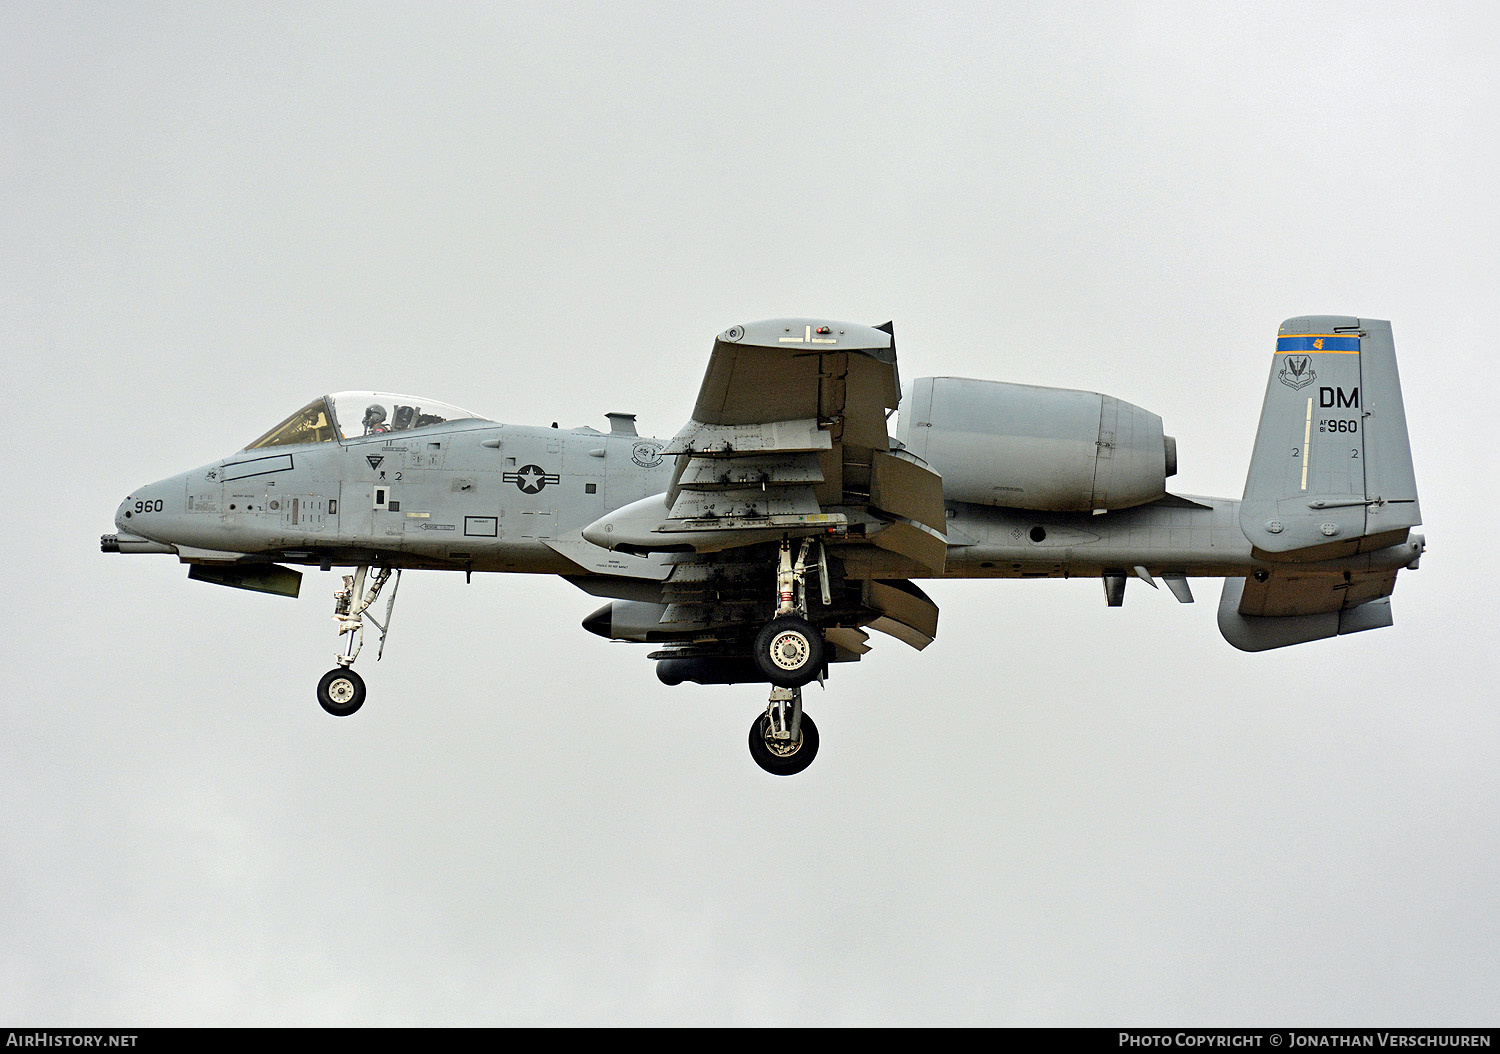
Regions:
[[630, 441, 664, 468], [1278, 355, 1316, 390]]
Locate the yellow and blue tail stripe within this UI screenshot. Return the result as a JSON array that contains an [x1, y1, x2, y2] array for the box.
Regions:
[[1276, 335, 1360, 354]]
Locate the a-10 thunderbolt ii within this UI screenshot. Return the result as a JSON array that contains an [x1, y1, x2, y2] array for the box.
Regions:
[[104, 316, 1424, 774]]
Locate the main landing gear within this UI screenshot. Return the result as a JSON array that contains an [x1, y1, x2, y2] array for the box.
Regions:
[[316, 565, 400, 717], [751, 538, 828, 688], [749, 686, 820, 775], [746, 538, 829, 774], [754, 615, 824, 688]]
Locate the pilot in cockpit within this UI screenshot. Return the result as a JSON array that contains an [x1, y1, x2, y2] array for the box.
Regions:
[[362, 404, 390, 435]]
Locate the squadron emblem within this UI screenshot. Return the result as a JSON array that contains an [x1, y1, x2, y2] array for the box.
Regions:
[[1278, 355, 1316, 390], [630, 441, 664, 468]]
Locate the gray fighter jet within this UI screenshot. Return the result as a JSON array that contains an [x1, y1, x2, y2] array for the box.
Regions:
[[104, 316, 1424, 774]]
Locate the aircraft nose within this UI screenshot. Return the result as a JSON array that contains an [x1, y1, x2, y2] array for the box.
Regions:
[[115, 476, 185, 540]]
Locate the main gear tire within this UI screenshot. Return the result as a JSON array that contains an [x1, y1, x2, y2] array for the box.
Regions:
[[317, 667, 366, 717], [748, 710, 820, 776], [752, 616, 824, 688]]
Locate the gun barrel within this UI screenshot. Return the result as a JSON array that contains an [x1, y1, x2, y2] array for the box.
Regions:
[[101, 533, 176, 555]]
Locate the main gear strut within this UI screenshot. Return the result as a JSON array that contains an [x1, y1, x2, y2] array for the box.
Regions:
[[748, 686, 820, 775], [752, 538, 828, 688]]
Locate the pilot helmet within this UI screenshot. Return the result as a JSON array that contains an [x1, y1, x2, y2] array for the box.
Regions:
[[363, 404, 388, 429]]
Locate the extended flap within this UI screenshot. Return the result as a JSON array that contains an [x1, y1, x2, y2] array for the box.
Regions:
[[862, 579, 939, 650], [870, 451, 946, 533], [868, 519, 947, 573]]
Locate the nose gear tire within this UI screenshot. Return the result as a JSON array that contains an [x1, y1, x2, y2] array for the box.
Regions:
[[317, 667, 366, 717]]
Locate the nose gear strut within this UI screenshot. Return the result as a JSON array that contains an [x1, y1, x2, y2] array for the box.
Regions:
[[316, 565, 401, 716]]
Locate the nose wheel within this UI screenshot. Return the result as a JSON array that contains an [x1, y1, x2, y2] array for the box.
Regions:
[[317, 565, 400, 717], [317, 667, 366, 717]]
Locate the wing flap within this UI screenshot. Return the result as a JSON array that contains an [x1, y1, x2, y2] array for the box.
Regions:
[[862, 579, 939, 651], [870, 450, 947, 533], [868, 519, 947, 573]]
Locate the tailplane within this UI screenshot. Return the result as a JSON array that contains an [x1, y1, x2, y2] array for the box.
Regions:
[[1221, 316, 1423, 651]]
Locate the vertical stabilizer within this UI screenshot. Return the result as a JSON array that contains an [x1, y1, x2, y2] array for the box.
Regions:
[[1239, 316, 1421, 559]]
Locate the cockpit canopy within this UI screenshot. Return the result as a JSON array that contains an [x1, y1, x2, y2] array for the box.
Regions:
[[245, 392, 487, 450]]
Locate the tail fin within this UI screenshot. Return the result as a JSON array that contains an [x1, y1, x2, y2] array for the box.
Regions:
[[1240, 316, 1420, 557], [1221, 316, 1424, 652]]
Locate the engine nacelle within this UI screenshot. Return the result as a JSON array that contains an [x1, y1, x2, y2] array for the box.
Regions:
[[896, 377, 1176, 512]]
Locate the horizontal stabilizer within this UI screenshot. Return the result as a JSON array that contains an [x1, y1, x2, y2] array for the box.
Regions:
[[1217, 575, 1394, 652]]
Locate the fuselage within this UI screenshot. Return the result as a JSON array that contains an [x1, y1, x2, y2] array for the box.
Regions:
[[113, 415, 1412, 584], [103, 316, 1428, 771]]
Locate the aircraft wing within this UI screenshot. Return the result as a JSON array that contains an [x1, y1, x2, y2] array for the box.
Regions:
[[658, 319, 946, 572], [583, 319, 947, 655], [688, 319, 900, 450]]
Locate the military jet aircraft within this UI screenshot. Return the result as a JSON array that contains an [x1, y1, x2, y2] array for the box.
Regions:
[[104, 316, 1424, 774]]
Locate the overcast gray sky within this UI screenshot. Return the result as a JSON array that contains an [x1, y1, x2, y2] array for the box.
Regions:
[[4, 0, 1497, 1025]]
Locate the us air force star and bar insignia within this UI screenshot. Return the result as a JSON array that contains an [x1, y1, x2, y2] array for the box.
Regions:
[[503, 464, 560, 494]]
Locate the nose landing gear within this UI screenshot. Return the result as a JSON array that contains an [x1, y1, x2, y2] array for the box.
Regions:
[[316, 565, 400, 717]]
